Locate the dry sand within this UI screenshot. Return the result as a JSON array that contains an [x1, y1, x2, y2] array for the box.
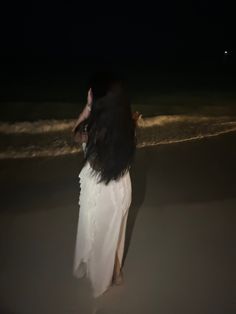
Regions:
[[0, 133, 235, 314]]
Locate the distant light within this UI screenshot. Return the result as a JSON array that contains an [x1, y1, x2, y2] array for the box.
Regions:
[[224, 50, 228, 55]]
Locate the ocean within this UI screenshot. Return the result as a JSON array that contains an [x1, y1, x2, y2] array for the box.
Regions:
[[1, 63, 236, 159]]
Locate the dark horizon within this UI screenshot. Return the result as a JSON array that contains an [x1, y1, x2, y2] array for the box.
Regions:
[[1, 1, 235, 67], [0, 0, 235, 108]]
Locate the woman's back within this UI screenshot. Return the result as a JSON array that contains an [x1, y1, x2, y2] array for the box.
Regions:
[[84, 79, 136, 184]]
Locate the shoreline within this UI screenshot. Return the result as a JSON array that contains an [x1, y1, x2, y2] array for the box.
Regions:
[[0, 114, 236, 160]]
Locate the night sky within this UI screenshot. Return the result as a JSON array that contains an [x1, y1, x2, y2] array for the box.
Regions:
[[1, 1, 235, 66]]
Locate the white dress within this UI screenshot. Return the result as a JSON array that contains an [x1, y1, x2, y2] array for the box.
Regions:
[[73, 162, 132, 297]]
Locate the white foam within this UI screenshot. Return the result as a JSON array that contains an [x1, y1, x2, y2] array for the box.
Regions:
[[0, 115, 236, 159]]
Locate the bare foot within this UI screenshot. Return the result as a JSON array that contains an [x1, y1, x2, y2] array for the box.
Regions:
[[113, 270, 124, 285]]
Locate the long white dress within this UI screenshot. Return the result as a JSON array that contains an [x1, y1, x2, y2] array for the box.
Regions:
[[73, 162, 132, 297]]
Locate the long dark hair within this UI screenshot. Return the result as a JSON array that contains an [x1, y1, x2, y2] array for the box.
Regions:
[[84, 72, 136, 184]]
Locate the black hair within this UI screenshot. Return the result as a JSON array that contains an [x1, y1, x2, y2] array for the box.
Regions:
[[84, 71, 136, 184], [88, 70, 123, 100]]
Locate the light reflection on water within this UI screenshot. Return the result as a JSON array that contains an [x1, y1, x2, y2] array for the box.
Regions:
[[0, 115, 236, 159]]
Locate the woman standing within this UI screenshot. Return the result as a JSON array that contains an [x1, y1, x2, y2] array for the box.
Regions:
[[73, 73, 136, 298]]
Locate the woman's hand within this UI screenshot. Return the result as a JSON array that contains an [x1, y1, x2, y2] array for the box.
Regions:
[[132, 111, 141, 123]]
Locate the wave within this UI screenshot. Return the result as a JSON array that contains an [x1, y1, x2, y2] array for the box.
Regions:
[[0, 120, 74, 134], [0, 115, 236, 159]]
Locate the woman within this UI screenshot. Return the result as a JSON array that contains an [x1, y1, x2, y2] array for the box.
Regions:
[[73, 72, 137, 297]]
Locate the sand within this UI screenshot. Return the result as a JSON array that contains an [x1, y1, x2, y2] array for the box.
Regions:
[[0, 132, 235, 314]]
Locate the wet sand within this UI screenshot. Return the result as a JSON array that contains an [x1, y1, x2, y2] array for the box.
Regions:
[[0, 132, 235, 314]]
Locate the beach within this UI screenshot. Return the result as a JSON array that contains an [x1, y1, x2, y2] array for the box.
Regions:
[[0, 130, 235, 314], [1, 1, 236, 312]]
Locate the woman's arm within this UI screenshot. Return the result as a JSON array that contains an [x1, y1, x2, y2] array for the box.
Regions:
[[72, 103, 91, 133], [72, 89, 93, 133]]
